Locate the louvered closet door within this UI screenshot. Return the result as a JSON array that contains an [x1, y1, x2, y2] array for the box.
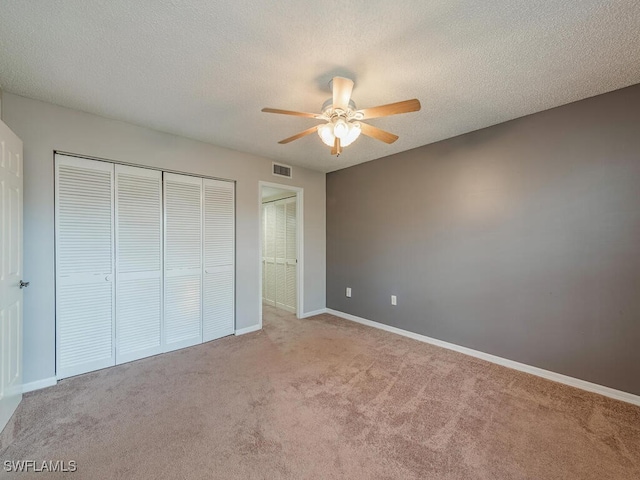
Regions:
[[263, 203, 276, 306], [284, 199, 297, 311], [115, 165, 163, 364], [202, 179, 235, 341], [164, 173, 202, 352], [261, 205, 267, 303], [274, 202, 288, 311], [55, 155, 115, 379]]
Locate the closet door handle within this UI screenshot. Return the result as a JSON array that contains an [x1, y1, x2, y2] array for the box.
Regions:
[[19, 280, 30, 289]]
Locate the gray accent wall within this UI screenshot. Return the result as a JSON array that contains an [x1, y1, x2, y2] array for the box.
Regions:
[[327, 84, 640, 396], [3, 93, 326, 386]]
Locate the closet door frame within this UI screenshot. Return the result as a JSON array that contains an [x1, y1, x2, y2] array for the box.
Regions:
[[53, 151, 236, 378], [258, 181, 304, 324]]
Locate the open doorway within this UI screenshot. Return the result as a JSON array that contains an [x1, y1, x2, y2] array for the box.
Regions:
[[259, 182, 303, 325]]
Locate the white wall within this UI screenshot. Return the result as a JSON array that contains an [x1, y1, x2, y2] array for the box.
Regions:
[[3, 93, 326, 385]]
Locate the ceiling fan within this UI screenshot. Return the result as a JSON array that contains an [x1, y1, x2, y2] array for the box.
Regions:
[[262, 77, 421, 156]]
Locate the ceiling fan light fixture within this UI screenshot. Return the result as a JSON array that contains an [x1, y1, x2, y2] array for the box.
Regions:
[[262, 76, 421, 154], [318, 123, 335, 146], [341, 122, 361, 147], [333, 118, 349, 139]]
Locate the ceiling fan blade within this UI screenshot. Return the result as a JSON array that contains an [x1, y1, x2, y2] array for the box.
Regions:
[[331, 137, 342, 156], [358, 99, 421, 120], [278, 125, 320, 144], [262, 108, 321, 119], [332, 77, 354, 111], [359, 122, 399, 144]]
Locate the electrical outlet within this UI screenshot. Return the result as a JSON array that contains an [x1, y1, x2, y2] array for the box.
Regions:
[[346, 287, 352, 298], [391, 295, 397, 306]]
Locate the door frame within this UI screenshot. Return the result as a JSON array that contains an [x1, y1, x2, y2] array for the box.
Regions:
[[258, 181, 304, 324]]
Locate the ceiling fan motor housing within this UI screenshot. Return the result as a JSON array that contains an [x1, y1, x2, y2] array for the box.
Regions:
[[321, 98, 363, 120]]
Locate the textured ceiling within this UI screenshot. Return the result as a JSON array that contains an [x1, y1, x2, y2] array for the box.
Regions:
[[1, 1, 639, 173]]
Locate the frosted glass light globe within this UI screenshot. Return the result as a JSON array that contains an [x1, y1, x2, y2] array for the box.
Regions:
[[333, 118, 349, 139], [341, 122, 361, 147], [317, 123, 335, 146]]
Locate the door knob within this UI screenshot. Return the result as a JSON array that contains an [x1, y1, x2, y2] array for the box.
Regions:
[[19, 280, 30, 289], [105, 275, 112, 282]]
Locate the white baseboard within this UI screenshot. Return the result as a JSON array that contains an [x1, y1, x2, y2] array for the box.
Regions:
[[300, 308, 328, 318], [326, 309, 640, 407], [235, 324, 262, 336], [22, 377, 57, 394]]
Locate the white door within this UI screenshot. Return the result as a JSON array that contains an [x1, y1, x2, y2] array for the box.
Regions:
[[164, 173, 203, 352], [284, 199, 297, 311], [203, 179, 235, 341], [274, 201, 288, 310], [115, 165, 163, 364], [262, 203, 276, 306], [55, 155, 115, 379], [262, 197, 297, 313], [0, 120, 23, 433], [275, 198, 297, 312]]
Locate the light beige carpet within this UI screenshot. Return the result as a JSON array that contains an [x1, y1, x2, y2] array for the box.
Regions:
[[1, 306, 639, 479]]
